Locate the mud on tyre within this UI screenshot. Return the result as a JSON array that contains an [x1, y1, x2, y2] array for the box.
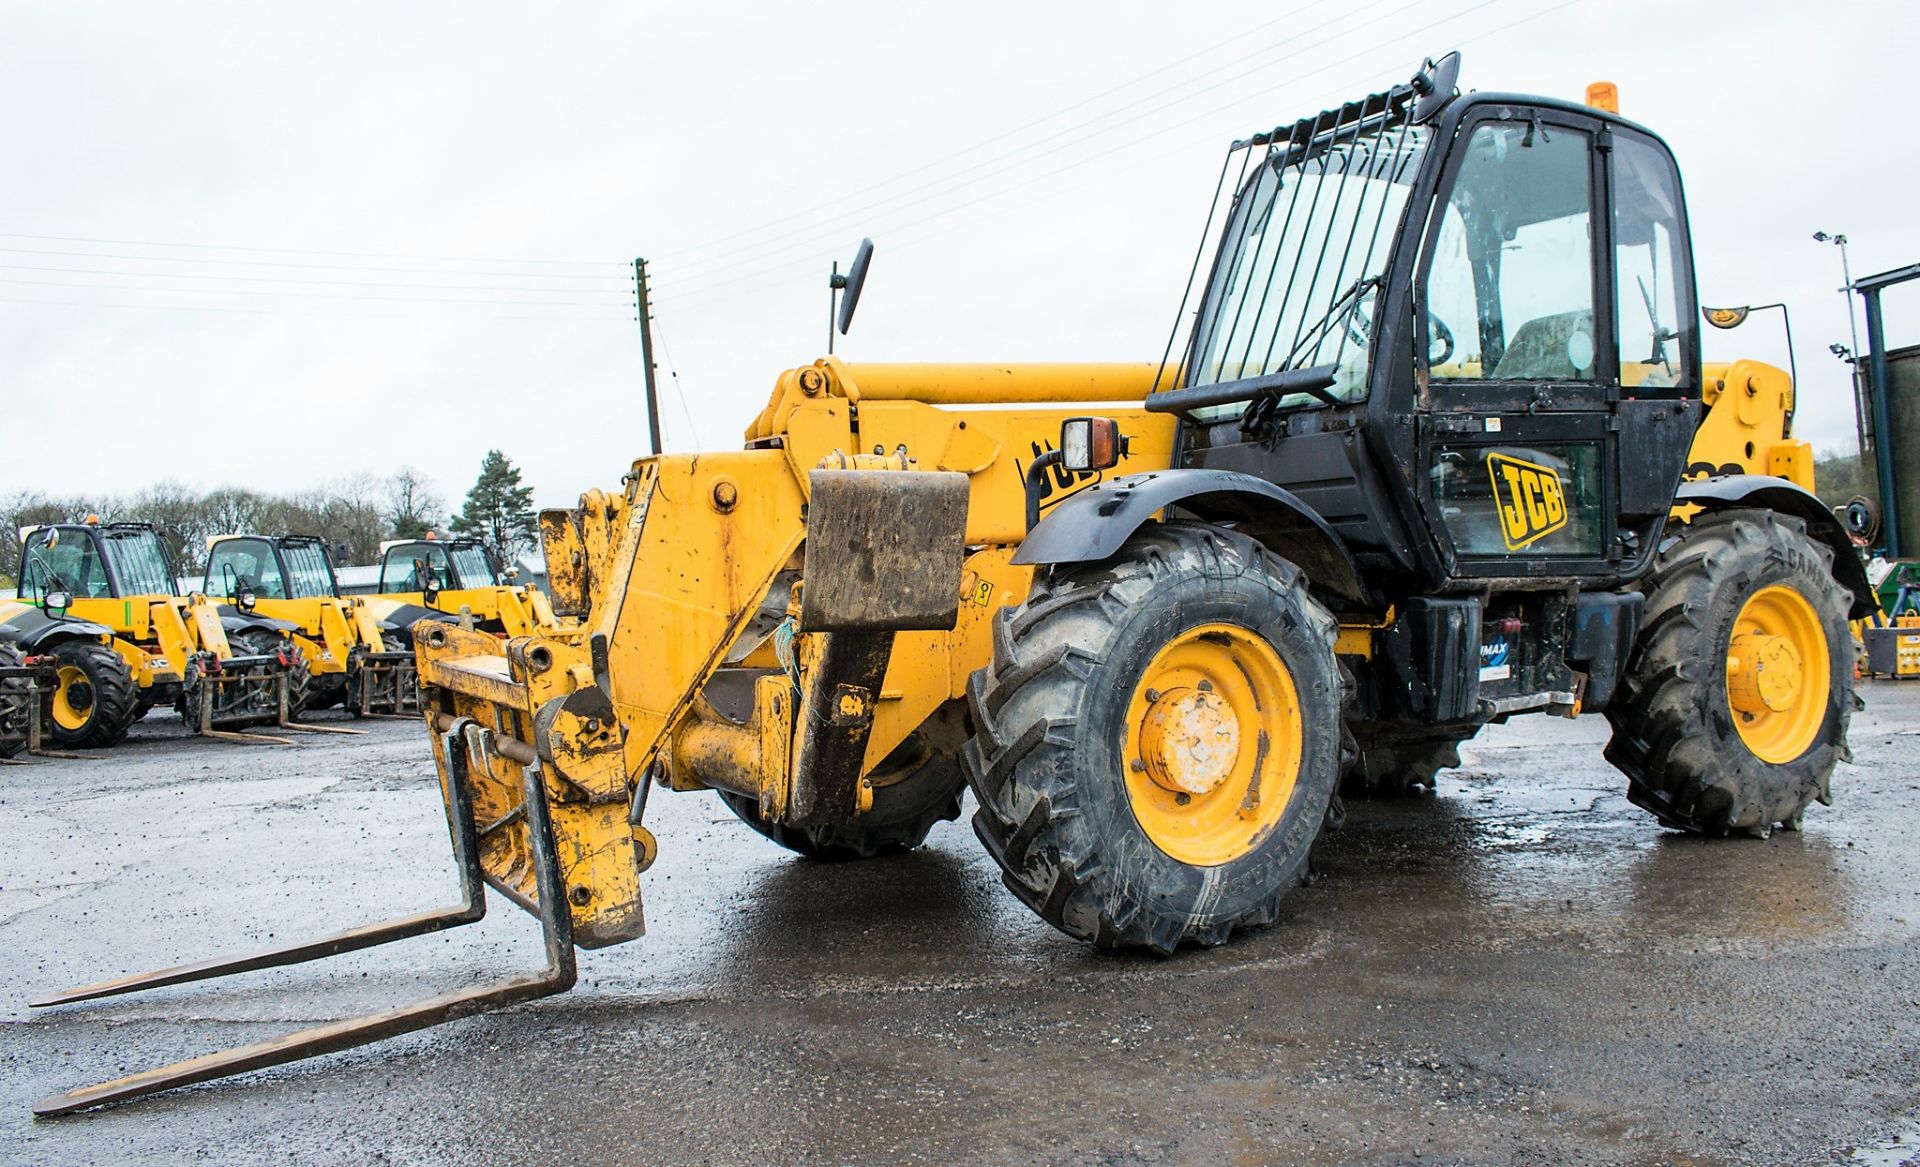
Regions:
[[964, 522, 1344, 955], [1605, 510, 1853, 836]]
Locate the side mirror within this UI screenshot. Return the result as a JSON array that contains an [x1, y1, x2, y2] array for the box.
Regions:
[[237, 586, 258, 613], [834, 238, 875, 337], [43, 589, 72, 617], [1059, 416, 1125, 473]]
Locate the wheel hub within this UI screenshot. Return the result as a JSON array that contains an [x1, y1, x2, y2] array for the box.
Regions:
[[1724, 583, 1831, 765], [1727, 632, 1803, 715], [1139, 686, 1240, 796], [53, 664, 95, 730]]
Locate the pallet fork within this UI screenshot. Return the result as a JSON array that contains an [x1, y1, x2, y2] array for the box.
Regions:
[[190, 652, 369, 746], [0, 657, 84, 763], [31, 719, 575, 1115]]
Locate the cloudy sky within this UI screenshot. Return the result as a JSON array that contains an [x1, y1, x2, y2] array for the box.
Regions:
[[4, 0, 1915, 515]]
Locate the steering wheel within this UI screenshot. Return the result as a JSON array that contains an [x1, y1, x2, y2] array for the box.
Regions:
[[1427, 313, 1455, 366], [1347, 292, 1457, 367]]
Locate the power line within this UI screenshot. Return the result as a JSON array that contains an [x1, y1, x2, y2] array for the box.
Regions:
[[0, 263, 632, 295], [0, 245, 632, 280], [0, 231, 623, 268], [0, 276, 631, 309], [656, 0, 1520, 312], [649, 311, 703, 449], [0, 296, 631, 322], [656, 0, 1358, 267], [659, 0, 1421, 287]]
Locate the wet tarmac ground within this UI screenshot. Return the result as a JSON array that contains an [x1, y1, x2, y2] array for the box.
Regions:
[[2, 686, 1919, 1166]]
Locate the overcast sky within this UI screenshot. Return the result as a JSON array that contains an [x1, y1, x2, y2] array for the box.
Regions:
[[4, 0, 1915, 516]]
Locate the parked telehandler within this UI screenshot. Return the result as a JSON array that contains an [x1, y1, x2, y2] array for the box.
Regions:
[[33, 54, 1872, 1114], [15, 520, 316, 745], [369, 535, 555, 637], [203, 534, 428, 716]]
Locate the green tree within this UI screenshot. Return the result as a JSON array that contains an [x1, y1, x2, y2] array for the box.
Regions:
[[450, 450, 537, 568]]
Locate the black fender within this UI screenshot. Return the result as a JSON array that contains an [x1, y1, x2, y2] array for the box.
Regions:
[[0, 606, 118, 652], [1014, 469, 1368, 604], [217, 611, 302, 638], [375, 605, 455, 636], [1674, 475, 1877, 619]]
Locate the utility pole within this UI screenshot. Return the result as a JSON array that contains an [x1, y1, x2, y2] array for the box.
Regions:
[[632, 257, 664, 457]]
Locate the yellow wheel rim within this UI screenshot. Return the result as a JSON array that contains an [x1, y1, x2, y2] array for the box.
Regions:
[[1122, 622, 1303, 867], [52, 664, 93, 731], [1726, 584, 1829, 764]]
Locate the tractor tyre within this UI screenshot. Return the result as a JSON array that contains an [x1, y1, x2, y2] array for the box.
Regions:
[[964, 522, 1344, 954], [1343, 723, 1481, 796], [718, 701, 969, 860], [0, 643, 31, 758], [46, 640, 139, 749], [1605, 510, 1854, 837], [233, 629, 313, 721]]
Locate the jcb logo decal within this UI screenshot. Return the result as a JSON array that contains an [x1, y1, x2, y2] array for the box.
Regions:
[[1487, 452, 1568, 550]]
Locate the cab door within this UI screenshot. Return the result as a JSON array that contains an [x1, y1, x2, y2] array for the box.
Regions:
[[1411, 105, 1697, 584]]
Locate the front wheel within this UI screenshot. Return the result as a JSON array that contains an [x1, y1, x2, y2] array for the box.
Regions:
[[1605, 511, 1853, 836], [964, 523, 1344, 954], [231, 629, 312, 721], [46, 640, 139, 749]]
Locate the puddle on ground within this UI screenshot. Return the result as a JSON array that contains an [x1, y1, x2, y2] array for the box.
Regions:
[[1847, 1116, 1920, 1166]]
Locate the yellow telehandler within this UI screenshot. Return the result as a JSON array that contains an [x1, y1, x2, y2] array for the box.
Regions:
[[202, 534, 425, 716], [368, 535, 556, 637], [33, 53, 1872, 1113], [13, 521, 319, 745]]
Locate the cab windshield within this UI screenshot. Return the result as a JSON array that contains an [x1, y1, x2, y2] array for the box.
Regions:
[[22, 528, 110, 599], [102, 529, 175, 597], [1187, 112, 1428, 413]]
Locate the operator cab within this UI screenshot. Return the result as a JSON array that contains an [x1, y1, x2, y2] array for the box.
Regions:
[[19, 522, 179, 603], [1164, 53, 1698, 597], [204, 535, 342, 603], [376, 539, 505, 596]]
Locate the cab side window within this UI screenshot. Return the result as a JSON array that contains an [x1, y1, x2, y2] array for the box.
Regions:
[[1424, 121, 1598, 382], [1611, 134, 1691, 389]]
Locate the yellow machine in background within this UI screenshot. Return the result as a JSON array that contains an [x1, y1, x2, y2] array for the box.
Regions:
[[203, 534, 421, 715], [15, 521, 307, 745], [369, 536, 555, 637]]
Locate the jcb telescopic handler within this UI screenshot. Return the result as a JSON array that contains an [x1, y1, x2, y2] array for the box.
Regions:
[[15, 520, 318, 745], [34, 54, 1872, 1114], [370, 536, 555, 637], [203, 534, 430, 716]]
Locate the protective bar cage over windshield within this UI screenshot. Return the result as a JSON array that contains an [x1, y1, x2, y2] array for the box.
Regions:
[[1157, 80, 1428, 423]]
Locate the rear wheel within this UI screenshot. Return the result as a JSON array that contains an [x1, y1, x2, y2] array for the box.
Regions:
[[964, 523, 1344, 954], [47, 640, 139, 749], [718, 702, 969, 860], [1605, 511, 1853, 836]]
